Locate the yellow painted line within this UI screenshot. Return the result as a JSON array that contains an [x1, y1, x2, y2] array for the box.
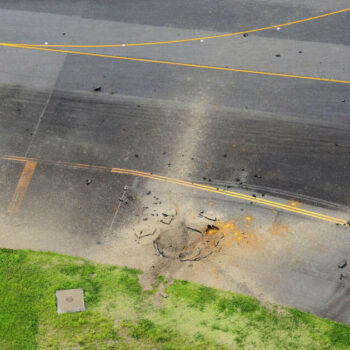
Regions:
[[7, 160, 37, 213], [2, 7, 349, 48], [110, 168, 347, 225], [56, 160, 108, 171], [1, 155, 33, 162], [1, 154, 347, 224], [4, 44, 350, 85]]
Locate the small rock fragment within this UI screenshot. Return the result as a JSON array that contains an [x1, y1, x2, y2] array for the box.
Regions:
[[199, 211, 216, 221], [160, 293, 168, 298], [161, 215, 173, 225], [338, 260, 347, 269], [154, 239, 166, 257], [275, 54, 281, 57], [243, 33, 248, 37], [162, 208, 177, 217], [93, 86, 102, 92], [86, 179, 92, 185], [135, 229, 156, 239]]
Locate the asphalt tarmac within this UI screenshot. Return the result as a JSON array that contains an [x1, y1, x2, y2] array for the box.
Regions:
[[0, 0, 350, 323]]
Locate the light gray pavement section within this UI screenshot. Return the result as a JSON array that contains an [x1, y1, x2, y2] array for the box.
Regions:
[[1, 9, 349, 82], [0, 9, 79, 89], [1, 0, 349, 44]]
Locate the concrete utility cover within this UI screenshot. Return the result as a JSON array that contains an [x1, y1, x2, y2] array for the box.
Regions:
[[56, 288, 86, 314]]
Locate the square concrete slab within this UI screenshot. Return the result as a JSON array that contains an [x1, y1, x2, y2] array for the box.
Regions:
[[55, 288, 86, 314]]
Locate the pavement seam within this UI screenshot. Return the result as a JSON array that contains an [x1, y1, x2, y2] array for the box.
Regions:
[[24, 89, 53, 158]]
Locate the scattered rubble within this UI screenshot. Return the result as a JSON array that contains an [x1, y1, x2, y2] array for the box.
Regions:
[[152, 214, 237, 263]]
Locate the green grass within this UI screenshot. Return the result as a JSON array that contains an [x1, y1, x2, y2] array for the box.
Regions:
[[1, 248, 350, 349]]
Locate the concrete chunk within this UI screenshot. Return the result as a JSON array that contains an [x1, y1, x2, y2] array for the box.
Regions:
[[338, 260, 347, 269]]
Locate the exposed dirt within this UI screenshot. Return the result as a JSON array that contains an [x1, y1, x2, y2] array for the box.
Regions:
[[153, 217, 261, 263]]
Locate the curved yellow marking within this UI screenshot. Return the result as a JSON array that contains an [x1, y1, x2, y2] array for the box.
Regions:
[[1, 7, 349, 48], [3, 44, 350, 85]]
